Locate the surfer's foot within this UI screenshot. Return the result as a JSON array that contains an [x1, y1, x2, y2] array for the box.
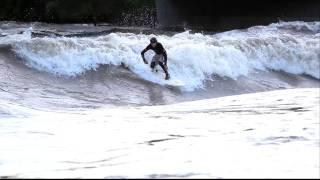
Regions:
[[151, 68, 158, 73], [165, 74, 170, 80]]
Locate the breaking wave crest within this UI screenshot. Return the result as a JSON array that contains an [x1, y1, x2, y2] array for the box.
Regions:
[[1, 21, 319, 91]]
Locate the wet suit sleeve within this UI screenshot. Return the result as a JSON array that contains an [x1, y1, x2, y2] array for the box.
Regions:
[[141, 44, 151, 60], [163, 50, 167, 65], [160, 44, 168, 64]]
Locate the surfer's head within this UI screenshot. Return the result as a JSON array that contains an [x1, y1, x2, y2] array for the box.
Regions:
[[150, 37, 157, 47]]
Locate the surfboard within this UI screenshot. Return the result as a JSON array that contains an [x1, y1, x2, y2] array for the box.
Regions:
[[164, 79, 185, 87], [152, 67, 185, 87]]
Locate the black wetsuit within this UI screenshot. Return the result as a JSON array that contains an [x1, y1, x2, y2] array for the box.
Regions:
[[141, 43, 168, 64], [141, 42, 170, 79]]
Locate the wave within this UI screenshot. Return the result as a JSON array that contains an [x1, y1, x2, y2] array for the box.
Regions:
[[1, 21, 319, 91]]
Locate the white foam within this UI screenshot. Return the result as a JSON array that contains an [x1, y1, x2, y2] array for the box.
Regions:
[[2, 21, 319, 91]]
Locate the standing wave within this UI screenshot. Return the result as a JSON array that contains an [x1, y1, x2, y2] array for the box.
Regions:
[[3, 21, 319, 91]]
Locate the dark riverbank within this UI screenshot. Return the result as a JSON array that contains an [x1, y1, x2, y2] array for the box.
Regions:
[[0, 0, 156, 27], [1, 0, 319, 31], [156, 0, 320, 31]]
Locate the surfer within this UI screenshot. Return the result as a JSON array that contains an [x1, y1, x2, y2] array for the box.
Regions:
[[141, 37, 170, 80]]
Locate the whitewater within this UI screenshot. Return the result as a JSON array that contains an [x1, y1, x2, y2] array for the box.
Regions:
[[1, 21, 319, 90], [0, 21, 319, 178]]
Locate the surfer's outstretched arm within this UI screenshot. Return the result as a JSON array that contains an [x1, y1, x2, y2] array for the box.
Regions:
[[141, 45, 151, 64], [158, 43, 167, 65], [163, 50, 168, 65]]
